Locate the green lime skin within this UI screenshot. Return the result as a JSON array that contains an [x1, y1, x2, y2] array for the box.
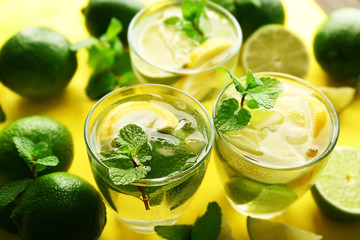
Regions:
[[233, 0, 285, 40], [0, 116, 73, 186], [313, 8, 360, 79], [82, 0, 144, 45], [311, 186, 360, 221], [11, 172, 107, 240], [0, 27, 77, 99]]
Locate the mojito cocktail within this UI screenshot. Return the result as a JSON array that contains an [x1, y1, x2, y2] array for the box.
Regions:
[[84, 84, 214, 233], [128, 0, 242, 108], [213, 72, 339, 218]]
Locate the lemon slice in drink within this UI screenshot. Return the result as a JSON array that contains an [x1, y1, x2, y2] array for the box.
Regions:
[[134, 21, 196, 84], [247, 217, 323, 240], [312, 146, 360, 221], [187, 37, 233, 69], [242, 25, 309, 78], [318, 86, 356, 113], [305, 96, 328, 138], [99, 101, 179, 142]]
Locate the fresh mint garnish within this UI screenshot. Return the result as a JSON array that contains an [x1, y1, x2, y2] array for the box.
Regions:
[[100, 124, 151, 210], [0, 179, 33, 207], [72, 18, 137, 100], [0, 105, 5, 122], [155, 202, 226, 240], [164, 0, 208, 44], [13, 137, 59, 179], [214, 68, 282, 131]]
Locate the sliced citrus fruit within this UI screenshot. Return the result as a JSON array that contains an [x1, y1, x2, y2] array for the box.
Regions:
[[247, 217, 323, 240], [99, 101, 179, 142], [311, 146, 360, 220], [318, 86, 356, 113], [305, 96, 328, 138], [187, 37, 233, 69], [225, 176, 264, 205], [242, 25, 309, 78]]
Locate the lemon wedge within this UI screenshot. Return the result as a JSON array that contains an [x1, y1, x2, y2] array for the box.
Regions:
[[318, 86, 356, 113], [187, 37, 233, 69], [99, 101, 179, 141], [305, 97, 328, 138]]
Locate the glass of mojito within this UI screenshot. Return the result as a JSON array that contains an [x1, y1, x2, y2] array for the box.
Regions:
[[84, 84, 214, 233], [128, 0, 242, 109], [213, 72, 339, 219]]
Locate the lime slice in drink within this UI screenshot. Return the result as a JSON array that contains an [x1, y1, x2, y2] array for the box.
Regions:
[[318, 86, 356, 114], [246, 185, 297, 214], [99, 101, 179, 142], [247, 217, 323, 240], [242, 25, 309, 78], [311, 146, 360, 221], [187, 37, 233, 69], [225, 176, 264, 205]]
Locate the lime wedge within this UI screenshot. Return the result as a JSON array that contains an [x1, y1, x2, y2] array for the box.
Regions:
[[318, 86, 356, 114], [225, 176, 264, 205], [242, 25, 309, 78], [304, 96, 328, 138], [311, 146, 360, 221], [247, 217, 323, 240]]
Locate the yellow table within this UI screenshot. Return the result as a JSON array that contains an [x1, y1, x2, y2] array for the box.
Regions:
[[0, 0, 359, 239]]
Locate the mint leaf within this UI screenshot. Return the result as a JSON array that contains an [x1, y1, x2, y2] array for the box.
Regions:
[[116, 124, 152, 163], [109, 166, 150, 185], [248, 77, 283, 102], [86, 72, 118, 100], [164, 0, 208, 44], [0, 105, 5, 122], [154, 225, 192, 240], [13, 137, 35, 167], [214, 98, 251, 131], [219, 67, 245, 93], [105, 18, 122, 40], [246, 70, 263, 89], [0, 179, 33, 207], [214, 69, 282, 132], [36, 156, 59, 167], [191, 202, 222, 240], [32, 142, 51, 159]]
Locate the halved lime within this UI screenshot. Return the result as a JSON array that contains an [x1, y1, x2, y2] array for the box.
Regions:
[[311, 146, 360, 221], [247, 217, 323, 240], [242, 25, 309, 78], [318, 86, 356, 113]]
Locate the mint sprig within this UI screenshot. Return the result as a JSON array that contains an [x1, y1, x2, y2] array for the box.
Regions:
[[13, 137, 59, 179], [71, 18, 137, 100], [0, 179, 33, 208], [214, 69, 282, 131], [155, 202, 225, 240], [164, 0, 208, 44], [101, 124, 151, 210]]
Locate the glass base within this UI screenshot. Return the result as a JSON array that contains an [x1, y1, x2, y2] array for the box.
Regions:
[[227, 197, 286, 219], [116, 215, 180, 234]]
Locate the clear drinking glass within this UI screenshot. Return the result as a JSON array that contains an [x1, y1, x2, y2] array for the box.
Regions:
[[84, 84, 214, 234], [128, 0, 242, 109], [213, 72, 339, 219]]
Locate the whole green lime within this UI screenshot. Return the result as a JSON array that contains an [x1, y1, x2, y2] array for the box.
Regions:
[[82, 0, 144, 45], [0, 27, 77, 99], [12, 172, 107, 240], [0, 116, 73, 186], [232, 0, 285, 40], [313, 8, 360, 79]]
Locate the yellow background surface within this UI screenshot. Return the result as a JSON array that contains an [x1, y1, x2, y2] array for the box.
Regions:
[[0, 0, 359, 239]]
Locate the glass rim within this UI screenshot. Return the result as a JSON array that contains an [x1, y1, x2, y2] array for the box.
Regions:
[[213, 72, 340, 171], [84, 83, 215, 186], [127, 0, 243, 75]]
